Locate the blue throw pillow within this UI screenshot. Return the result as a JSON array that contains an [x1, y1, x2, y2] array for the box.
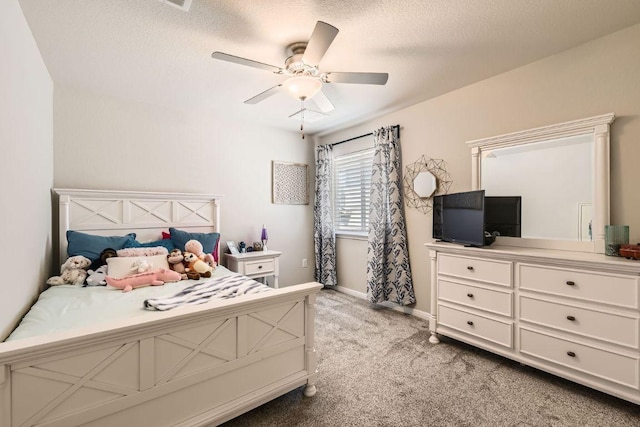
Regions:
[[67, 230, 137, 261], [124, 239, 176, 251], [169, 227, 220, 254]]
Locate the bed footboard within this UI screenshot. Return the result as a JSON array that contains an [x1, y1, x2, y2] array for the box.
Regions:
[[0, 282, 322, 427]]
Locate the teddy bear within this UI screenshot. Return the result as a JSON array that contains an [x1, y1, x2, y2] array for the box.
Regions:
[[184, 239, 216, 268], [47, 255, 92, 286], [167, 248, 189, 280], [85, 265, 108, 286], [184, 251, 213, 278]]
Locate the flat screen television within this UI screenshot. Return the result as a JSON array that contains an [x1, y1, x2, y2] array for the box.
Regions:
[[432, 195, 443, 240], [432, 190, 486, 247], [484, 196, 522, 237]]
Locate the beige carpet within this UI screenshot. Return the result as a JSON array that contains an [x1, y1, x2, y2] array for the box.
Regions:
[[221, 288, 639, 426]]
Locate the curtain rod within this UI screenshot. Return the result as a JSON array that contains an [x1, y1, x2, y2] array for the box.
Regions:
[[330, 124, 400, 147]]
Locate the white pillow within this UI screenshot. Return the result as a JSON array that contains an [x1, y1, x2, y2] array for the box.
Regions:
[[106, 254, 170, 279]]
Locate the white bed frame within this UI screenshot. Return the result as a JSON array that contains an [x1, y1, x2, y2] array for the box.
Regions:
[[0, 189, 321, 427]]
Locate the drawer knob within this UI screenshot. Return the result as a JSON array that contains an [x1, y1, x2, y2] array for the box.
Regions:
[[466, 321, 474, 326], [566, 281, 575, 286], [466, 293, 474, 298], [566, 315, 576, 321], [258, 265, 263, 269], [467, 266, 474, 271], [567, 351, 576, 358]]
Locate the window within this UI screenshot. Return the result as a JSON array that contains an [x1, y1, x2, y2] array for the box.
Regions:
[[333, 148, 374, 234]]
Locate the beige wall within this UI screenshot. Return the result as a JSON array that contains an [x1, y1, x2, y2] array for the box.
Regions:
[[319, 23, 640, 314], [0, 0, 54, 339], [53, 85, 316, 287]]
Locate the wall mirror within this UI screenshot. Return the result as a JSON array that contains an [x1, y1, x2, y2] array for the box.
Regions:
[[414, 171, 437, 198], [467, 113, 615, 253]]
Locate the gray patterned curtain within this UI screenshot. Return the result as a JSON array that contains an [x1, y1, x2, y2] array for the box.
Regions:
[[366, 126, 415, 305], [314, 145, 337, 286]]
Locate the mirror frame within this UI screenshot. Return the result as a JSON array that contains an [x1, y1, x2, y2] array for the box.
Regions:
[[467, 113, 615, 253]]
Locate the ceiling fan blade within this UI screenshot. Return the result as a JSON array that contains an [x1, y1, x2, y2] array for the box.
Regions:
[[302, 21, 339, 67], [244, 84, 283, 104], [311, 89, 335, 113], [324, 72, 389, 85], [211, 52, 282, 74]]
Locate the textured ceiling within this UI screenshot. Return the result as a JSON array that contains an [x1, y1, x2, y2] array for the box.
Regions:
[[18, 0, 640, 136]]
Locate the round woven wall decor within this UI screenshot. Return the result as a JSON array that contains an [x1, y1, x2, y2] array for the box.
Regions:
[[403, 155, 452, 214]]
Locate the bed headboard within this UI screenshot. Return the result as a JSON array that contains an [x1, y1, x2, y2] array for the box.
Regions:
[[54, 189, 222, 265]]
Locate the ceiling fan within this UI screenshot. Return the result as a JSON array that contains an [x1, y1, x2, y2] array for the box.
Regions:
[[211, 21, 389, 129]]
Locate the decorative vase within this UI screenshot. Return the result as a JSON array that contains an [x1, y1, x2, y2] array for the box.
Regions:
[[261, 225, 268, 252], [604, 225, 629, 256]]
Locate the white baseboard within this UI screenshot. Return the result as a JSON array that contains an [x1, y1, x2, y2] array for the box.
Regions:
[[333, 285, 432, 322]]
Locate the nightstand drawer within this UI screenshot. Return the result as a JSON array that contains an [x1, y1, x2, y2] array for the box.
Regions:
[[438, 254, 512, 287], [520, 328, 639, 389], [438, 279, 513, 317], [245, 259, 275, 275], [438, 304, 513, 348], [519, 264, 639, 309], [520, 296, 639, 349]]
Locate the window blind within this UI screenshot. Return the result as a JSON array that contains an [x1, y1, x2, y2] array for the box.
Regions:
[[333, 148, 374, 234]]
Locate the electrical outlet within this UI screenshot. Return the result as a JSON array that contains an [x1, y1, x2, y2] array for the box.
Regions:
[[302, 258, 308, 268]]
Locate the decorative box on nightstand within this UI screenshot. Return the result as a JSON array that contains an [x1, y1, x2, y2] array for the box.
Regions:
[[225, 250, 282, 288]]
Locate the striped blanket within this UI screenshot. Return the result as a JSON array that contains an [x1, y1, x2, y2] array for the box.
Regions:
[[143, 274, 272, 311]]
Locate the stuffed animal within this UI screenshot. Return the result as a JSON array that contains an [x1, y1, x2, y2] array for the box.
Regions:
[[47, 268, 88, 286], [85, 265, 108, 286], [47, 255, 91, 286], [184, 239, 216, 268], [129, 258, 152, 274], [89, 248, 117, 271], [167, 248, 188, 280], [185, 270, 201, 280], [105, 268, 181, 292], [184, 251, 213, 278]]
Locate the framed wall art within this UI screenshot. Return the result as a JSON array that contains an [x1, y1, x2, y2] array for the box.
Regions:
[[272, 161, 309, 205]]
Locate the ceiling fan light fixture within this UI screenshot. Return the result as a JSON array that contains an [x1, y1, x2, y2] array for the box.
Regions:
[[283, 76, 322, 100]]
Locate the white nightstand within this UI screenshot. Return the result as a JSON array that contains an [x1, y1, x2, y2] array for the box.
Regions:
[[225, 250, 282, 288]]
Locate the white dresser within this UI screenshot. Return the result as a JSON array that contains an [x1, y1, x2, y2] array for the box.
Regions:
[[426, 242, 640, 404]]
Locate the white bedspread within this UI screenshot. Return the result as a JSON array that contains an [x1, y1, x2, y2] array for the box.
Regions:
[[5, 266, 268, 342]]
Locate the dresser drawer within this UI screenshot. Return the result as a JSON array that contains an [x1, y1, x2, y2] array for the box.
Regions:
[[438, 304, 513, 348], [438, 279, 513, 317], [520, 296, 639, 349], [520, 328, 639, 389], [519, 264, 639, 309], [244, 259, 275, 275], [438, 254, 512, 287]]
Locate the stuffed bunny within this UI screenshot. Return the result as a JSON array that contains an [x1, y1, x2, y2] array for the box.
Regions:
[[47, 255, 91, 286]]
